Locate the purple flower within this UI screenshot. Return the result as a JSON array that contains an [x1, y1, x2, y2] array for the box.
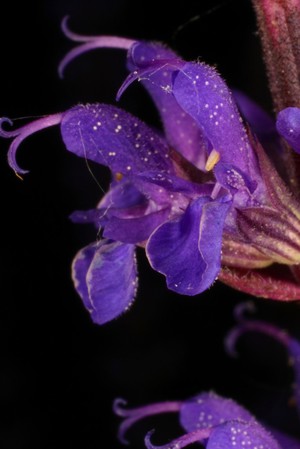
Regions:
[[3, 17, 300, 324], [113, 391, 299, 449], [111, 302, 300, 449]]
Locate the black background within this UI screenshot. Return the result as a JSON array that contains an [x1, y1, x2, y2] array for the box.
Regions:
[[0, 0, 300, 448]]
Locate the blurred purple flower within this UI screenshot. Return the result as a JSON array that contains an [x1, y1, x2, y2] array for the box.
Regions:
[[113, 390, 299, 449], [112, 302, 300, 449], [225, 301, 300, 423]]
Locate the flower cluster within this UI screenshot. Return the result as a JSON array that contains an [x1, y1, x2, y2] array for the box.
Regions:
[[113, 304, 300, 449], [2, 12, 300, 324], [1, 2, 300, 449]]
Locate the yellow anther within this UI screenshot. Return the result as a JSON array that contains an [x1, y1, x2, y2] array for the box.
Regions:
[[205, 149, 220, 171], [15, 171, 24, 181], [115, 172, 123, 181]]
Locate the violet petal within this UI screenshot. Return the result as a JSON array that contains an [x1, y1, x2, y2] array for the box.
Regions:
[[102, 207, 170, 243], [207, 421, 281, 449], [276, 107, 300, 153], [233, 89, 277, 136], [127, 42, 209, 170], [72, 239, 137, 325], [61, 104, 173, 175], [180, 391, 254, 432], [146, 196, 231, 295], [172, 62, 261, 184]]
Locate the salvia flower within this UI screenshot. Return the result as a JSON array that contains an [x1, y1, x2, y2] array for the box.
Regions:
[[2, 18, 300, 324], [112, 302, 300, 449], [113, 391, 300, 449]]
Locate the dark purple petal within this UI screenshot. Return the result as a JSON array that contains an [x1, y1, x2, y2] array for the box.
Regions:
[[103, 207, 170, 243], [71, 173, 210, 244], [233, 89, 277, 136], [101, 180, 147, 209], [234, 90, 284, 171], [126, 42, 210, 170], [214, 163, 257, 195], [61, 103, 174, 176], [172, 63, 262, 186], [127, 41, 178, 68], [276, 107, 300, 153], [72, 239, 137, 325], [180, 391, 254, 433], [134, 172, 214, 200], [207, 421, 281, 449], [71, 242, 96, 310], [146, 196, 231, 295], [70, 208, 102, 224]]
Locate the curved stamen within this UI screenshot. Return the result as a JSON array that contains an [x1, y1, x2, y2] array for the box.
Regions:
[[113, 398, 181, 444], [1, 113, 63, 175], [233, 301, 256, 323], [0, 117, 24, 138], [145, 428, 212, 449], [61, 16, 103, 42], [59, 19, 136, 78], [226, 311, 300, 416], [116, 59, 184, 101], [225, 320, 290, 358]]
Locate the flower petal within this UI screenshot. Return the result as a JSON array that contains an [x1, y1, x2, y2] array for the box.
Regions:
[[126, 42, 209, 170], [180, 391, 254, 433], [102, 207, 170, 243], [70, 181, 148, 225], [276, 107, 300, 153], [146, 196, 231, 295], [207, 421, 281, 449], [61, 103, 174, 176], [172, 62, 261, 186], [233, 89, 277, 136], [72, 239, 137, 325], [145, 421, 281, 449]]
